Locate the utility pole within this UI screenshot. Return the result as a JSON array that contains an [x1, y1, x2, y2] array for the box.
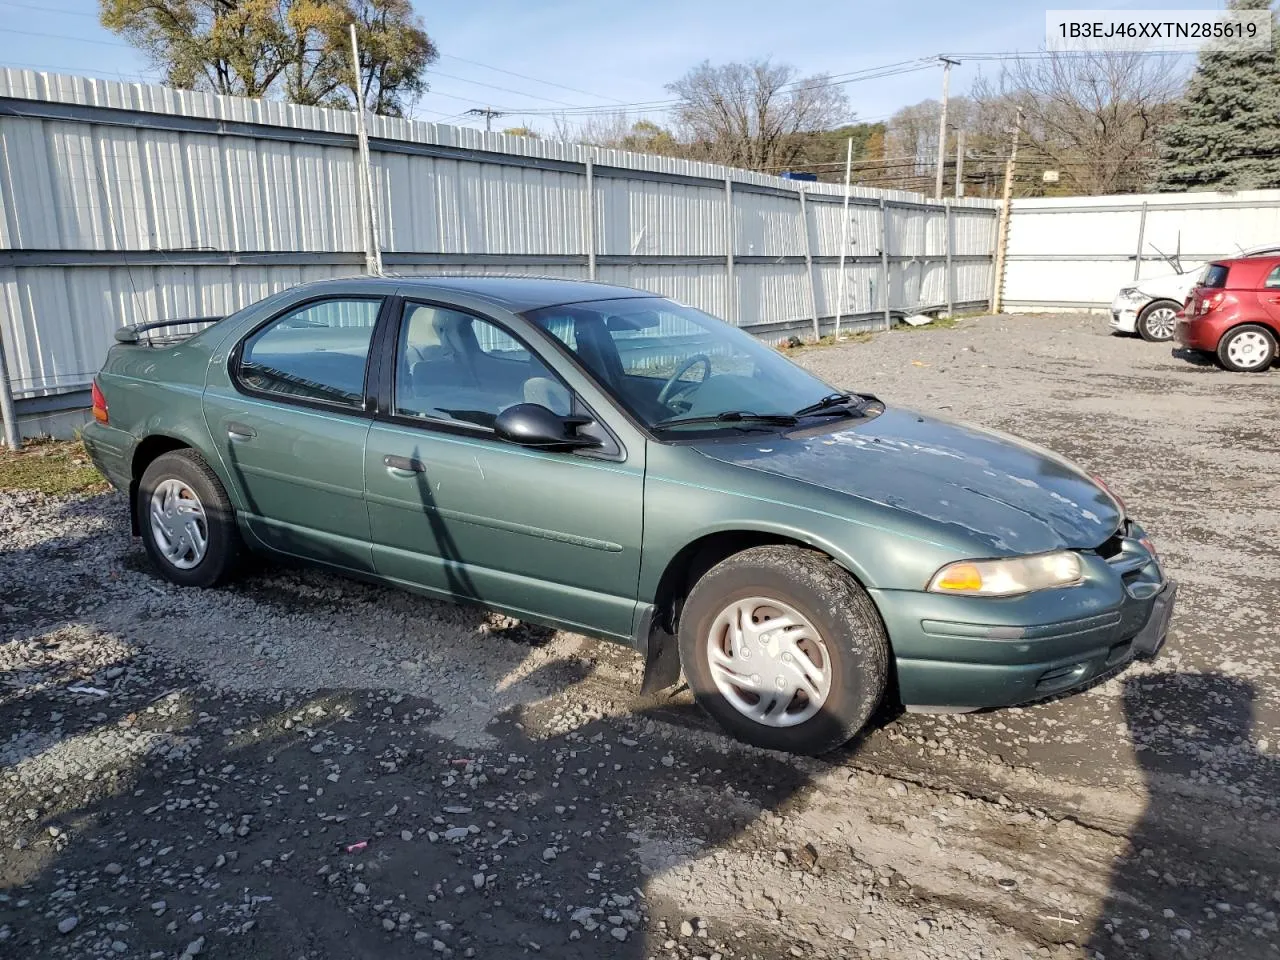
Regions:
[[991, 108, 1022, 314], [349, 24, 383, 276], [466, 106, 504, 132], [954, 127, 966, 198], [934, 57, 959, 200], [834, 136, 853, 339]]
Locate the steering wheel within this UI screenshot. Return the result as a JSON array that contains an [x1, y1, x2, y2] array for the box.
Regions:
[[656, 354, 712, 408]]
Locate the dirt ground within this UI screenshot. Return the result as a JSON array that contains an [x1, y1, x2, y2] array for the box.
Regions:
[[2, 313, 1278, 960]]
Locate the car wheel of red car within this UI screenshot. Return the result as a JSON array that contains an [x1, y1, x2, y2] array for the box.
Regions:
[[1137, 300, 1181, 342], [1217, 324, 1277, 372], [678, 545, 889, 755]]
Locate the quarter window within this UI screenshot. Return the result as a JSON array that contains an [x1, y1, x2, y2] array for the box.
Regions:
[[238, 298, 381, 408], [1264, 266, 1280, 289], [395, 303, 571, 428]]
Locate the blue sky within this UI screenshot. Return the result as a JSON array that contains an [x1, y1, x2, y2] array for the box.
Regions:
[[0, 0, 1225, 131]]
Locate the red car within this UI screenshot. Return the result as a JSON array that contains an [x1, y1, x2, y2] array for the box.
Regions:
[[1176, 255, 1280, 372]]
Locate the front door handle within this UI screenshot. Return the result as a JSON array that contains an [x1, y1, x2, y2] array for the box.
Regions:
[[384, 454, 425, 476], [227, 422, 256, 442]]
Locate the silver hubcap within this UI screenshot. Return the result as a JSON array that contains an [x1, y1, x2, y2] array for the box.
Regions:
[[1227, 331, 1272, 369], [1144, 307, 1176, 340], [149, 479, 208, 570], [705, 597, 832, 728]]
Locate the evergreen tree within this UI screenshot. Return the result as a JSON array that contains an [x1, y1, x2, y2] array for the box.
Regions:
[[1156, 0, 1280, 190]]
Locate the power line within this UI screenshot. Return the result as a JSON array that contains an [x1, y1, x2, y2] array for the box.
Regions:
[[428, 70, 585, 107], [502, 60, 940, 119], [439, 54, 625, 104]]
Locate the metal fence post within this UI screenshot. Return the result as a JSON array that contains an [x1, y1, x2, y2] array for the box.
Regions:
[[725, 177, 736, 322], [879, 197, 891, 330], [945, 200, 954, 316], [584, 157, 597, 280], [797, 187, 820, 341], [1133, 201, 1149, 282], [0, 329, 20, 450]]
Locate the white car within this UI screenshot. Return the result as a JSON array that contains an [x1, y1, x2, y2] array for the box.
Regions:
[[1110, 243, 1280, 342]]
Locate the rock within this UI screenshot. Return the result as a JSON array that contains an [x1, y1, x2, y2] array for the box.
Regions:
[[382, 918, 396, 931], [183, 936, 205, 956], [57, 916, 79, 935], [610, 927, 628, 941], [839, 927, 857, 941], [542, 847, 558, 861], [353, 882, 369, 895], [401, 830, 414, 841], [473, 873, 485, 890], [444, 827, 470, 841], [103, 862, 123, 876], [680, 920, 695, 937], [415, 931, 431, 943]]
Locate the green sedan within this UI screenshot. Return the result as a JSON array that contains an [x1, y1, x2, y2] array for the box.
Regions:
[[82, 277, 1176, 755]]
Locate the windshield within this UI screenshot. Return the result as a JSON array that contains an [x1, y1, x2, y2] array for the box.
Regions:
[[524, 297, 840, 433]]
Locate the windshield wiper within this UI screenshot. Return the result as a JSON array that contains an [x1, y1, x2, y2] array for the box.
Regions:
[[654, 410, 799, 430], [793, 392, 865, 417]]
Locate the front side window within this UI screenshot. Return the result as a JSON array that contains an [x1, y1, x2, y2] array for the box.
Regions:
[[238, 298, 381, 408], [395, 303, 571, 429], [525, 297, 837, 433]]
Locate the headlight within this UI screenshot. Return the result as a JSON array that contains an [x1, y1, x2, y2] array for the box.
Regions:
[[928, 551, 1083, 597], [1117, 287, 1139, 298]]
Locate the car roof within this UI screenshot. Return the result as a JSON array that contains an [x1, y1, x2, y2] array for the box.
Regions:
[[362, 275, 661, 311]]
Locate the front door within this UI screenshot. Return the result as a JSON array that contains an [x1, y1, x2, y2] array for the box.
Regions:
[[202, 296, 385, 572], [364, 301, 644, 639]]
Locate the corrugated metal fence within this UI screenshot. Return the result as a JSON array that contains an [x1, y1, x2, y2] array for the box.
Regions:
[[1002, 188, 1280, 311], [0, 68, 998, 437]]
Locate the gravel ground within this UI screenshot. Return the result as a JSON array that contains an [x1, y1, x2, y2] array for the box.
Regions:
[[2, 312, 1279, 960]]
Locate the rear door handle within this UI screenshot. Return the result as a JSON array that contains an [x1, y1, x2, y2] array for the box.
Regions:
[[227, 422, 256, 442], [384, 454, 425, 475]]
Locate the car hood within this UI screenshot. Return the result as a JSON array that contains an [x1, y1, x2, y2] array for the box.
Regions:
[[1132, 268, 1202, 301], [693, 407, 1122, 555]]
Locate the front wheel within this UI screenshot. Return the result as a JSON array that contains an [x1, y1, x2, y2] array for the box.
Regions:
[[1217, 324, 1277, 372], [677, 546, 889, 755], [137, 449, 241, 587], [1137, 300, 1181, 342]]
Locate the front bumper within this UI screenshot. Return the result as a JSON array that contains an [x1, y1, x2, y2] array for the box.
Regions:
[[1110, 304, 1139, 333], [872, 530, 1174, 709]]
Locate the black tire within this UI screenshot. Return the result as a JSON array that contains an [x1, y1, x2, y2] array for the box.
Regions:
[[1216, 324, 1278, 372], [137, 449, 240, 587], [1136, 299, 1181, 342], [677, 545, 889, 755]]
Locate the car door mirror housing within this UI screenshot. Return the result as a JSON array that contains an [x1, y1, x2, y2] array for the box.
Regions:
[[494, 403, 601, 451]]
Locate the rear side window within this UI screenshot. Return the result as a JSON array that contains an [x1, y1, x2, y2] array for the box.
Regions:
[[238, 298, 382, 408], [1199, 264, 1230, 289], [1264, 266, 1280, 289]]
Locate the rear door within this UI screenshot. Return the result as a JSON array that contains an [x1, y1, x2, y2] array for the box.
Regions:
[[1256, 263, 1280, 327], [363, 299, 645, 639], [202, 294, 389, 572]]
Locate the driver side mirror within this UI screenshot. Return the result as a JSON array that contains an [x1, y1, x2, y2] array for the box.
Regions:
[[494, 403, 601, 451]]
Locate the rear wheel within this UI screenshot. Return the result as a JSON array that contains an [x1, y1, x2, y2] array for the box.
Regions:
[[1217, 324, 1277, 372], [677, 545, 889, 755], [137, 449, 240, 587], [1137, 300, 1180, 342]]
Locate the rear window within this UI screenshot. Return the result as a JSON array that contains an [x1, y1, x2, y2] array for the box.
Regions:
[[1199, 264, 1230, 289]]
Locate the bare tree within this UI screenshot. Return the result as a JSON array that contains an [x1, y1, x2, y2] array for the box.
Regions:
[[665, 59, 850, 171], [971, 50, 1180, 195]]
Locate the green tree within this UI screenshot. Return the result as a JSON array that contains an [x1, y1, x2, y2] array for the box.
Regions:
[[1156, 0, 1280, 190], [99, 0, 437, 116]]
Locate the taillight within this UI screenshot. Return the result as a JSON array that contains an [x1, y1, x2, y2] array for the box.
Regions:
[[91, 380, 108, 423], [1198, 292, 1225, 316]]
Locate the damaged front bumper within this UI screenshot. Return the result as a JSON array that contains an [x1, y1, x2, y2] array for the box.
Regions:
[[873, 528, 1175, 711]]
